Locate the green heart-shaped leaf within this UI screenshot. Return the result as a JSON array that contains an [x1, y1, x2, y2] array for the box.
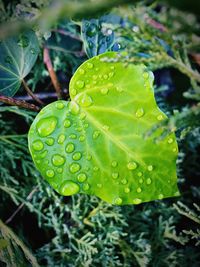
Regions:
[[0, 31, 39, 96], [28, 52, 179, 205]]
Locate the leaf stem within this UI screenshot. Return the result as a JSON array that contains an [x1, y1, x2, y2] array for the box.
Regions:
[[22, 79, 44, 105], [43, 46, 63, 99], [0, 95, 40, 111]]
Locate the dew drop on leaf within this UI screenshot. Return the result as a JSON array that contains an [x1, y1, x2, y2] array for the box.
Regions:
[[72, 152, 82, 161], [168, 138, 173, 144], [111, 160, 118, 167], [121, 178, 127, 184], [93, 130, 100, 139], [124, 187, 130, 193], [77, 93, 93, 107], [66, 143, 75, 153], [139, 178, 144, 184], [76, 80, 85, 89], [69, 163, 81, 173], [79, 135, 85, 142], [56, 102, 64, 110], [112, 172, 119, 179], [69, 101, 80, 115], [17, 35, 29, 48], [146, 178, 152, 185], [114, 197, 122, 205], [158, 193, 164, 199], [52, 154, 65, 166], [127, 161, 137, 170], [57, 134, 66, 144], [133, 198, 142, 204], [135, 108, 144, 118], [83, 183, 90, 191], [137, 187, 142, 193], [32, 140, 44, 151], [77, 173, 87, 182], [37, 116, 57, 137], [45, 137, 55, 146], [157, 114, 164, 121], [100, 88, 109, 95], [59, 180, 80, 196], [147, 165, 153, 171], [86, 62, 93, 69], [46, 169, 55, 178]]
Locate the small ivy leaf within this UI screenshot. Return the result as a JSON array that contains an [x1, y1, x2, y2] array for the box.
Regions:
[[82, 17, 115, 58], [28, 52, 180, 205], [0, 30, 39, 96]]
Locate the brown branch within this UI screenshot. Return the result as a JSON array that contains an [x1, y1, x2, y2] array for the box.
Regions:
[[43, 46, 62, 99], [6, 186, 39, 224], [22, 79, 44, 106], [0, 95, 40, 111], [52, 29, 82, 41]]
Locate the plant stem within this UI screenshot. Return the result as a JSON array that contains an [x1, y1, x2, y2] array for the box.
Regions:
[[22, 79, 44, 105], [0, 95, 40, 111], [43, 46, 62, 99], [6, 186, 39, 224]]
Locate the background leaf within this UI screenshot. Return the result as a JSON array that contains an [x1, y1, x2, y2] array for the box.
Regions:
[[0, 30, 39, 96], [28, 52, 179, 205]]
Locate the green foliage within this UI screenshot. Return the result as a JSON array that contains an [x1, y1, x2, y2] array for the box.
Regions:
[[0, 31, 39, 96], [28, 52, 179, 204]]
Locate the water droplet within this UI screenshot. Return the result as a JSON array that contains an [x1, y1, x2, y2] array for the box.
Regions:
[[146, 178, 152, 185], [30, 48, 35, 54], [93, 74, 98, 80], [4, 56, 12, 64], [57, 167, 63, 174], [32, 140, 44, 151], [143, 72, 149, 79], [37, 116, 57, 137], [173, 147, 177, 152], [109, 72, 114, 78], [79, 68, 85, 74], [111, 160, 118, 167], [137, 172, 143, 177], [87, 154, 92, 161], [69, 134, 77, 139], [87, 62, 93, 69], [71, 89, 77, 96], [57, 134, 66, 144], [84, 123, 89, 129], [93, 130, 100, 139], [77, 173, 87, 182], [56, 102, 64, 109], [79, 135, 85, 142], [101, 88, 109, 95], [114, 197, 122, 205], [83, 183, 90, 191], [133, 198, 142, 204], [17, 35, 29, 48], [69, 101, 80, 115], [157, 114, 164, 121], [72, 152, 82, 161], [59, 180, 80, 196], [121, 178, 127, 184], [77, 94, 93, 107], [64, 119, 71, 128], [76, 80, 85, 89], [136, 108, 144, 118], [116, 86, 123, 93], [168, 138, 173, 144], [66, 143, 75, 153], [52, 154, 65, 166], [86, 23, 97, 37], [158, 194, 164, 199], [147, 165, 153, 171], [127, 161, 137, 170], [97, 183, 102, 188], [39, 150, 47, 159], [139, 178, 144, 184], [103, 74, 108, 79], [69, 163, 81, 173], [110, 66, 115, 70], [45, 137, 54, 146], [46, 169, 55, 178], [124, 187, 130, 193], [93, 166, 99, 171], [79, 112, 86, 120], [137, 187, 142, 193], [112, 172, 119, 179], [103, 125, 109, 130]]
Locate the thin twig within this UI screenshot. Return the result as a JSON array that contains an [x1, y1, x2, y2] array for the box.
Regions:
[[0, 95, 40, 111], [43, 46, 62, 99], [6, 186, 39, 224], [52, 29, 82, 41], [22, 79, 44, 106]]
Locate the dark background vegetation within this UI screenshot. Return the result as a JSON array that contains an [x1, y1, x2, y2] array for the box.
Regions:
[[0, 0, 200, 266]]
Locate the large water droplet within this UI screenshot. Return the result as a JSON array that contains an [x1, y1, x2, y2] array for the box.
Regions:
[[32, 140, 44, 151], [114, 197, 122, 205], [77, 173, 87, 182], [69, 163, 80, 173], [59, 180, 80, 196], [56, 101, 64, 110], [124, 187, 130, 193], [136, 108, 144, 118], [77, 94, 93, 107], [37, 116, 57, 137], [52, 154, 65, 166], [66, 143, 75, 153], [147, 165, 153, 171], [72, 152, 82, 161], [137, 187, 142, 193], [45, 137, 54, 146], [69, 101, 80, 115], [57, 134, 66, 144], [133, 198, 142, 204], [76, 80, 85, 89], [111, 160, 118, 167], [101, 88, 109, 95], [93, 130, 100, 139], [46, 169, 55, 178], [127, 161, 137, 170], [146, 178, 152, 185]]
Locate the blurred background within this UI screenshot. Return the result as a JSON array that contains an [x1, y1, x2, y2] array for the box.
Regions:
[[0, 1, 200, 266]]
